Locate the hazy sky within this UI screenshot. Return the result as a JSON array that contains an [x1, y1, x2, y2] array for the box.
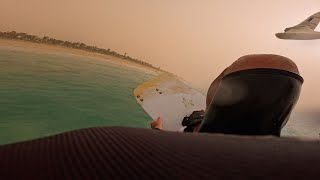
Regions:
[[1, 0, 320, 112]]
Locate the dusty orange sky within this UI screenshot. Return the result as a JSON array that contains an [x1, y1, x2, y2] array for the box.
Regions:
[[1, 0, 320, 112]]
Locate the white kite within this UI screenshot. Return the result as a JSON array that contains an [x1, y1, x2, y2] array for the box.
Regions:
[[276, 12, 320, 40]]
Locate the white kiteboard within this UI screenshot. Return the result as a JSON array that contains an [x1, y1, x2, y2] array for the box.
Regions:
[[134, 73, 206, 131]]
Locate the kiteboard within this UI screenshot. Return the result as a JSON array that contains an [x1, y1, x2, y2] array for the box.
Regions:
[[134, 73, 206, 131]]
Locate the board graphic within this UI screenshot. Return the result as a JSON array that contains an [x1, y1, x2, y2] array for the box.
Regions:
[[134, 73, 206, 131]]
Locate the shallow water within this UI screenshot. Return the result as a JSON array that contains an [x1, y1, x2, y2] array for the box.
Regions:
[[0, 47, 318, 145], [0, 47, 154, 144]]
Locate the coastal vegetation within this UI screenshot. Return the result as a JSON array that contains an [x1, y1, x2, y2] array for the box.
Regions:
[[0, 31, 159, 70]]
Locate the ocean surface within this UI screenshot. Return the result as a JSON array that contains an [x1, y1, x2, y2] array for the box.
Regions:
[[0, 46, 318, 145], [0, 47, 155, 144]]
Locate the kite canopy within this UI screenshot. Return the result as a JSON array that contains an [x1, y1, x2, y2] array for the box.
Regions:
[[276, 12, 320, 40]]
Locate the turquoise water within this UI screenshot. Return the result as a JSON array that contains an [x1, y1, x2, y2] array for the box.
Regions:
[[1, 47, 318, 145], [0, 47, 154, 144]]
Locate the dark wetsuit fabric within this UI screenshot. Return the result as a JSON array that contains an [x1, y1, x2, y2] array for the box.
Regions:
[[1, 127, 319, 179]]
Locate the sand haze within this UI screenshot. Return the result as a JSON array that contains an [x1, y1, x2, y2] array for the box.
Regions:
[[1, 0, 320, 112]]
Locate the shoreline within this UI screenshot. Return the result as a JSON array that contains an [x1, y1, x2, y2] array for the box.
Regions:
[[0, 39, 162, 75]]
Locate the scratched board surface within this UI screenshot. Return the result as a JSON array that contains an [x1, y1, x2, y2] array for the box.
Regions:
[[134, 73, 206, 131]]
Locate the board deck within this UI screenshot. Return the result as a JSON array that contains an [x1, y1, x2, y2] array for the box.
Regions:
[[134, 73, 206, 131]]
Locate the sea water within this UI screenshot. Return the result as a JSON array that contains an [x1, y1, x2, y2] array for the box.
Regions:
[[0, 47, 318, 145], [0, 47, 155, 144]]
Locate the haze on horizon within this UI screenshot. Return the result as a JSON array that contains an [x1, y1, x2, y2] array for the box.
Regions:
[[1, 0, 320, 113]]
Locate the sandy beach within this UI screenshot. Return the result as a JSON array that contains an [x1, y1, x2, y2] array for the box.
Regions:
[[0, 39, 162, 75]]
